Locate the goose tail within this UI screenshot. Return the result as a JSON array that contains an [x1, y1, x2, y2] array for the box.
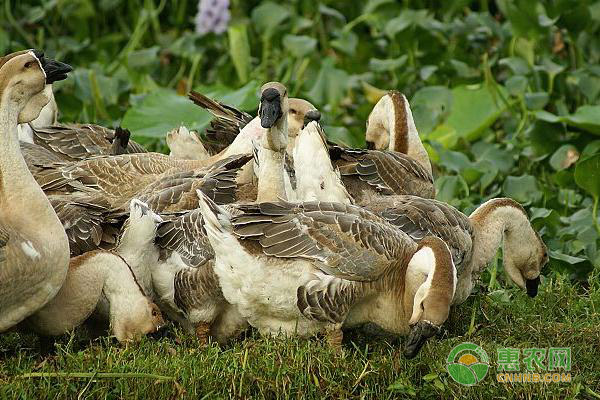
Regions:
[[196, 189, 233, 241]]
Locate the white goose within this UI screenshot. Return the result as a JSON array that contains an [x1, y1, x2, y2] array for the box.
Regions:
[[0, 50, 72, 332], [294, 122, 547, 304], [198, 193, 457, 357]]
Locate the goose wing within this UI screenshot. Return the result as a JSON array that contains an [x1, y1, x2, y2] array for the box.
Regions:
[[31, 124, 146, 161], [330, 147, 435, 198], [231, 201, 416, 282], [380, 195, 473, 271], [188, 91, 253, 155]]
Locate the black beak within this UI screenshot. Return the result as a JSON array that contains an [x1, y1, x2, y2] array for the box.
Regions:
[[259, 88, 282, 128], [403, 321, 440, 359], [303, 109, 322, 128], [366, 141, 375, 150], [33, 50, 72, 84], [526, 276, 540, 298]]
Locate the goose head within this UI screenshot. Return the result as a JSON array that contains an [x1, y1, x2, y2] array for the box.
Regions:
[[259, 81, 288, 152], [111, 292, 164, 342], [0, 50, 70, 123], [501, 211, 547, 298], [404, 236, 456, 358], [365, 91, 432, 174], [288, 98, 320, 138]]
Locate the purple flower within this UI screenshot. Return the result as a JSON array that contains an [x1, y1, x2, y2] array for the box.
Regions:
[[195, 0, 231, 35]]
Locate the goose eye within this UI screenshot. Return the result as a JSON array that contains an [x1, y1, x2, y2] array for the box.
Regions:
[[290, 109, 297, 115], [24, 61, 34, 69]]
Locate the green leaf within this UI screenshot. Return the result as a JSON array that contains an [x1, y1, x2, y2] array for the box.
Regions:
[[432, 84, 510, 142], [575, 154, 600, 199], [502, 175, 542, 205], [435, 175, 469, 203], [194, 80, 261, 111], [283, 34, 317, 58], [505, 75, 528, 96], [307, 58, 349, 107], [228, 23, 251, 83], [524, 92, 549, 110], [369, 56, 407, 72], [535, 106, 600, 135], [251, 2, 290, 37], [122, 89, 211, 138], [411, 86, 452, 137], [550, 251, 586, 264], [330, 30, 358, 56], [549, 144, 579, 171]]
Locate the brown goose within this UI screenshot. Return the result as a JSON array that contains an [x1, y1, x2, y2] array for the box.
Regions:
[[365, 91, 431, 174], [0, 50, 72, 331], [122, 83, 293, 343], [198, 194, 456, 357], [381, 196, 547, 304]]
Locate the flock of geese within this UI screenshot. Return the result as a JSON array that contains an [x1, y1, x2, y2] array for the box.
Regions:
[[0, 50, 548, 358]]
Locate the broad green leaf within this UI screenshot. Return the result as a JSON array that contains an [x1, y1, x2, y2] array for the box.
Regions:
[[324, 125, 363, 148], [549, 144, 579, 171], [524, 92, 549, 110], [126, 47, 159, 68], [502, 175, 542, 205], [565, 105, 600, 135], [228, 23, 251, 84], [411, 86, 452, 137], [330, 30, 358, 56], [283, 34, 317, 58], [505, 75, 528, 96], [434, 84, 510, 142], [369, 56, 407, 72], [581, 140, 600, 158], [435, 175, 469, 203], [251, 2, 290, 37], [472, 141, 515, 173], [575, 154, 600, 199], [550, 251, 586, 264], [363, 0, 395, 14], [307, 58, 349, 107], [122, 88, 211, 138], [499, 57, 531, 75], [194, 80, 261, 111]]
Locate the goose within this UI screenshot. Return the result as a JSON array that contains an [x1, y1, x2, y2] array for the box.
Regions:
[[365, 91, 431, 175], [0, 50, 72, 331], [22, 248, 164, 343], [380, 196, 547, 304], [197, 193, 456, 357], [16, 84, 57, 143], [123, 83, 293, 344], [295, 121, 434, 209], [188, 90, 321, 157], [293, 122, 546, 303], [167, 125, 211, 161], [23, 199, 165, 342]]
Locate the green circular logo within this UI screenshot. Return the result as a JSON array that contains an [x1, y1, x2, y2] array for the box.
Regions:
[[446, 342, 489, 386]]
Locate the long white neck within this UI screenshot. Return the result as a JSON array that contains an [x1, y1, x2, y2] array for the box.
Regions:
[[116, 223, 159, 296], [102, 253, 147, 321], [468, 200, 531, 274], [256, 147, 286, 202], [293, 126, 352, 203]]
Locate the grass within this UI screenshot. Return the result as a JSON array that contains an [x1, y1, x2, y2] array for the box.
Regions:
[[1, 276, 599, 399]]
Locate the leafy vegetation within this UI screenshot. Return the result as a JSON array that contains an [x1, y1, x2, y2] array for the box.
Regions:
[[2, 0, 600, 398]]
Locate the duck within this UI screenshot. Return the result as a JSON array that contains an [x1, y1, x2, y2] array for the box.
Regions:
[[124, 83, 294, 344], [0, 49, 72, 332], [293, 122, 546, 303], [188, 90, 321, 157], [198, 192, 456, 357]]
